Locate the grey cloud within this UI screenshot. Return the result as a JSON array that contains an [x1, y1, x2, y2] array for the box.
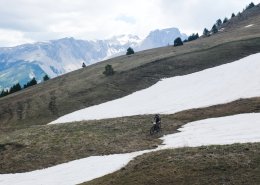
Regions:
[[115, 15, 136, 24], [0, 0, 259, 46]]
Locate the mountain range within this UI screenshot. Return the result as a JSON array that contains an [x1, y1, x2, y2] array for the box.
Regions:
[[0, 27, 187, 90]]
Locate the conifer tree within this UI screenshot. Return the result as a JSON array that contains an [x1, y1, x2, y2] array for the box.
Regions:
[[211, 25, 218, 34], [174, 37, 183, 46], [24, 78, 37, 88], [216, 19, 222, 27], [9, 83, 22, 93], [30, 78, 37, 86], [43, 75, 50, 81], [223, 17, 228, 24], [203, 28, 210, 36], [246, 2, 255, 10], [187, 33, 199, 41], [0, 89, 9, 97], [126, 47, 134, 55]]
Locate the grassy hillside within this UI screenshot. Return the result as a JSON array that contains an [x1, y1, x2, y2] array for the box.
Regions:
[[0, 38, 260, 130], [84, 143, 260, 185], [0, 5, 259, 128], [0, 5, 260, 185], [1, 97, 259, 173]]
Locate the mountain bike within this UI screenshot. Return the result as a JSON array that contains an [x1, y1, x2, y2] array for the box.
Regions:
[[150, 122, 161, 135]]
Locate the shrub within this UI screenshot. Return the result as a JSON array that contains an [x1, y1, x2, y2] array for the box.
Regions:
[[103, 64, 115, 76]]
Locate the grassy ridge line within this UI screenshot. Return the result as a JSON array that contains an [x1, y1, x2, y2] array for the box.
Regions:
[[84, 143, 260, 185], [1, 37, 260, 129], [0, 97, 259, 173]]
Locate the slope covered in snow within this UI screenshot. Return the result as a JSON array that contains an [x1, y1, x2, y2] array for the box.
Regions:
[[51, 53, 260, 124], [1, 113, 260, 185]]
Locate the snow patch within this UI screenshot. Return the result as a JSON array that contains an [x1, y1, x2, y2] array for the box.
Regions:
[[245, 24, 254, 28], [28, 71, 35, 79], [161, 113, 260, 148], [1, 113, 260, 185], [0, 150, 152, 185], [50, 53, 260, 124]]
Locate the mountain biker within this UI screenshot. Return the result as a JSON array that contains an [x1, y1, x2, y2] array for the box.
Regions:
[[153, 114, 161, 130]]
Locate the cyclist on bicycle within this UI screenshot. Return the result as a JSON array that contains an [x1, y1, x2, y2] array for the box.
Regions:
[[153, 114, 161, 130]]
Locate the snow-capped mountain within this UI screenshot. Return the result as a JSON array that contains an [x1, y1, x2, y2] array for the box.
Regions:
[[138, 27, 187, 50], [0, 27, 186, 90]]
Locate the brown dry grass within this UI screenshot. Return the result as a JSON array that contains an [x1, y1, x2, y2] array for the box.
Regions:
[[0, 115, 180, 173], [0, 8, 259, 128], [1, 97, 259, 173]]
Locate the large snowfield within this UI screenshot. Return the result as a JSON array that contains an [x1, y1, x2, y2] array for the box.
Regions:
[[50, 53, 260, 124], [1, 113, 260, 185], [1, 53, 260, 185]]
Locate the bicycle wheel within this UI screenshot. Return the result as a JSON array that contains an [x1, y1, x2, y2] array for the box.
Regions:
[[150, 125, 156, 135]]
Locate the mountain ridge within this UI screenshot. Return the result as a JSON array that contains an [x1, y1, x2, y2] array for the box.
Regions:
[[0, 4, 259, 127], [0, 27, 186, 90]]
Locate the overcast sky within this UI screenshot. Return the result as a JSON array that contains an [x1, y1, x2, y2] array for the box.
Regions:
[[0, 0, 259, 47]]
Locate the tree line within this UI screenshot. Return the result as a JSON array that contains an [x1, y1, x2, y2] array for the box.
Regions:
[[0, 75, 50, 98], [203, 2, 255, 37], [102, 2, 256, 77]]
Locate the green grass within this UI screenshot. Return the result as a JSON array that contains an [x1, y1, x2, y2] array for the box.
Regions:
[[84, 143, 260, 185]]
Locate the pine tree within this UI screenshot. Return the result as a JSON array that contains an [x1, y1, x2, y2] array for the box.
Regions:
[[30, 78, 37, 86], [211, 25, 218, 34], [246, 2, 255, 10], [9, 83, 22, 94], [0, 89, 9, 97], [216, 19, 222, 27], [174, 37, 183, 46], [24, 78, 37, 88], [231, 13, 235, 18], [223, 17, 228, 24], [126, 47, 134, 55], [103, 65, 115, 76], [82, 62, 86, 68], [203, 28, 210, 37], [43, 75, 50, 81], [187, 33, 199, 42]]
